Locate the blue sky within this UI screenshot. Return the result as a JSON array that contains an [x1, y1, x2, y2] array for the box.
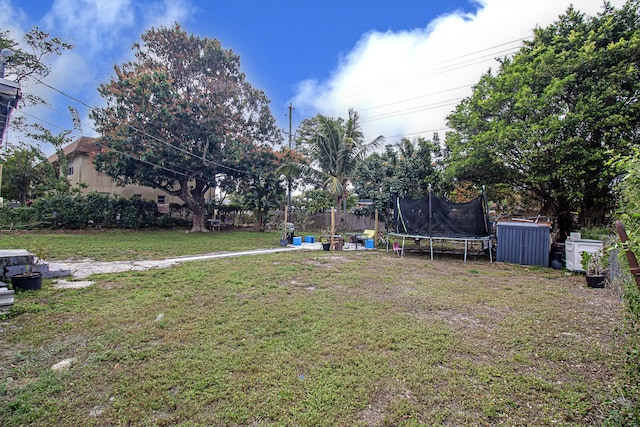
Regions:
[[1, 0, 628, 153]]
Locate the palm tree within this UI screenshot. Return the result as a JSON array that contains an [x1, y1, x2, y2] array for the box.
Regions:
[[280, 109, 383, 212]]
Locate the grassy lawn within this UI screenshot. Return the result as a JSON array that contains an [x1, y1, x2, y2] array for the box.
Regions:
[[0, 228, 283, 261], [0, 231, 627, 426]]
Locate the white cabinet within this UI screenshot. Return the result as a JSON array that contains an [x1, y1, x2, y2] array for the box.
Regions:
[[565, 239, 603, 272]]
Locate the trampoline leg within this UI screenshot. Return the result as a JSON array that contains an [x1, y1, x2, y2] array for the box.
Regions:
[[430, 238, 433, 261], [464, 240, 468, 262], [489, 239, 493, 263]]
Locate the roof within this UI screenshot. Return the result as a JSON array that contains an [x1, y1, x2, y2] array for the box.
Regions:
[[47, 136, 102, 163]]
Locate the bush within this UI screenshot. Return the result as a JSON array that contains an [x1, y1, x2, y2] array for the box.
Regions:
[[33, 194, 86, 229], [605, 150, 640, 423], [0, 206, 37, 229], [29, 194, 168, 230]]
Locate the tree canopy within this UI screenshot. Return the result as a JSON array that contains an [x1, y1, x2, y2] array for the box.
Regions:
[[354, 134, 444, 225], [444, 0, 640, 238], [0, 27, 73, 128], [91, 23, 281, 232], [281, 109, 382, 212], [0, 143, 53, 204]]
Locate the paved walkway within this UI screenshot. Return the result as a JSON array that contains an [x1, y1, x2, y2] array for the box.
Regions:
[[49, 241, 372, 289]]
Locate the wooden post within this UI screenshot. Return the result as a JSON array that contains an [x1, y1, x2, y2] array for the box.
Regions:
[[615, 221, 640, 291], [374, 208, 379, 246], [330, 207, 335, 251], [282, 206, 288, 241]]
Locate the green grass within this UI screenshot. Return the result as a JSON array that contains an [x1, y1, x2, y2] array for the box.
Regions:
[[0, 229, 283, 261], [0, 231, 629, 426]]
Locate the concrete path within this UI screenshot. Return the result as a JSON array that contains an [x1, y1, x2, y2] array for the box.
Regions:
[[49, 241, 375, 288]]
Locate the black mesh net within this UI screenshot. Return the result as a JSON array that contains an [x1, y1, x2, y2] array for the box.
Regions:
[[393, 193, 490, 238]]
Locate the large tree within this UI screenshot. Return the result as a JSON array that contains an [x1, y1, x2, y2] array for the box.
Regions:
[[281, 109, 382, 212], [445, 1, 640, 238], [91, 23, 280, 232]]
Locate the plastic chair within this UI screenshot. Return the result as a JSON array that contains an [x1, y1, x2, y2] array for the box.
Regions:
[[393, 242, 402, 256]]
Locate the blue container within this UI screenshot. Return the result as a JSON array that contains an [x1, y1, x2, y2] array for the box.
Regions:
[[304, 236, 316, 243], [292, 236, 302, 246], [365, 239, 375, 249]]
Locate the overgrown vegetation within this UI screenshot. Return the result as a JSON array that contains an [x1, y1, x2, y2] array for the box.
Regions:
[[606, 148, 640, 424]]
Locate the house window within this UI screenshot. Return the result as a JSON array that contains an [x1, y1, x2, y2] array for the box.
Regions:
[[68, 162, 74, 176], [157, 195, 166, 204]]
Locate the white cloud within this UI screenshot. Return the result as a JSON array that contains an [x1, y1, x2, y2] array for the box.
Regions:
[[43, 0, 136, 53], [292, 0, 629, 144], [3, 0, 198, 154], [141, 0, 195, 30], [0, 0, 27, 41]]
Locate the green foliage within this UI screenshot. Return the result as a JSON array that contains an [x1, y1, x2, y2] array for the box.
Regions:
[[230, 146, 285, 231], [0, 144, 52, 205], [354, 134, 445, 225], [91, 23, 280, 232], [33, 193, 85, 229], [0, 206, 36, 229], [580, 249, 606, 276], [292, 189, 333, 214], [609, 104, 640, 422], [282, 109, 382, 211], [29, 193, 161, 230], [445, 1, 640, 236], [0, 27, 72, 114]]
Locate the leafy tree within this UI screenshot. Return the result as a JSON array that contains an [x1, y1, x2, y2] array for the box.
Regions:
[[281, 109, 382, 212], [0, 143, 49, 204], [91, 23, 280, 232], [354, 134, 445, 224], [232, 146, 285, 231], [292, 188, 334, 214], [444, 1, 640, 239]]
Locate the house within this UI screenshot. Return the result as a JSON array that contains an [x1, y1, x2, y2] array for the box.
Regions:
[[47, 136, 187, 206]]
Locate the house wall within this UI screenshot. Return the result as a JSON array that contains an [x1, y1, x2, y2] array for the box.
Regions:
[[67, 152, 186, 204]]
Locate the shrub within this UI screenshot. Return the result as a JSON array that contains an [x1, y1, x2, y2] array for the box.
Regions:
[[0, 206, 37, 229], [606, 150, 640, 423]]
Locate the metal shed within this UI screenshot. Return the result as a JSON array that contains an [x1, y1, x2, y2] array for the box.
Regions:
[[496, 222, 551, 267]]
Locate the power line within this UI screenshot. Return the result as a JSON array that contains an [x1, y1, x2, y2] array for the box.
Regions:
[[338, 37, 526, 98], [33, 79, 251, 175], [14, 107, 196, 178], [27, 33, 533, 159]]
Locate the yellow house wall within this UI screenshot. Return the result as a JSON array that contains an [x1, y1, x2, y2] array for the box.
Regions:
[[68, 153, 209, 204]]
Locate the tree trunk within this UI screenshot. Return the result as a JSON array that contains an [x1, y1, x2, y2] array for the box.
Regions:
[[190, 205, 208, 232], [178, 179, 209, 232]]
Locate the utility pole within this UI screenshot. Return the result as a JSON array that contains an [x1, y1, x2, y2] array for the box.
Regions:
[[286, 103, 294, 211]]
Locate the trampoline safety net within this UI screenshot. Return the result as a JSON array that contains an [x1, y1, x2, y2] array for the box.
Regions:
[[393, 193, 490, 238]]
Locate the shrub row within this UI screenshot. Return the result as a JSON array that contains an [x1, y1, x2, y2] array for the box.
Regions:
[[0, 193, 190, 230]]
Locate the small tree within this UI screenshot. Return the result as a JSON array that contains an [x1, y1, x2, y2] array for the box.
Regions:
[[0, 143, 49, 204]]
